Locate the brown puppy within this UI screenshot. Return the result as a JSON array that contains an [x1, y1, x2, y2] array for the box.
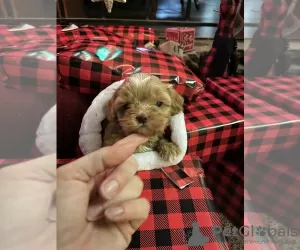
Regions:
[[103, 73, 184, 162]]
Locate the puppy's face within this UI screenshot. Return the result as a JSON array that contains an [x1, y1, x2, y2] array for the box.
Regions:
[[107, 73, 184, 137]]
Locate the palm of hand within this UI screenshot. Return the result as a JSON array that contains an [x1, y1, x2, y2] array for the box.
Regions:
[[0, 156, 56, 250]]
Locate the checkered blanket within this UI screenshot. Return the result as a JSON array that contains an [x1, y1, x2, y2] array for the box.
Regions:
[[57, 155, 230, 249], [0, 25, 56, 93], [247, 76, 300, 115], [206, 76, 244, 114], [57, 40, 204, 101], [185, 91, 244, 163], [246, 147, 300, 230], [244, 92, 300, 160], [57, 25, 158, 48], [204, 148, 243, 228]]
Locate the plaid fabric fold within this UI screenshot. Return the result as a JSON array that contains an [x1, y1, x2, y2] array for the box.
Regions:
[[0, 25, 56, 46], [0, 25, 56, 94], [56, 26, 134, 49], [203, 148, 244, 227], [57, 156, 230, 249], [206, 76, 244, 114], [185, 91, 244, 163], [57, 25, 158, 48], [246, 148, 300, 230], [200, 0, 239, 80], [57, 41, 204, 101], [244, 0, 288, 76], [245, 92, 300, 160], [247, 76, 300, 115]]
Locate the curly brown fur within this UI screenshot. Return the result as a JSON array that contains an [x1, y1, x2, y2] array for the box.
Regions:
[[103, 73, 184, 161]]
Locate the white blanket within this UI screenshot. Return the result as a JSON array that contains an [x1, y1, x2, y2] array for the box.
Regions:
[[79, 79, 187, 171]]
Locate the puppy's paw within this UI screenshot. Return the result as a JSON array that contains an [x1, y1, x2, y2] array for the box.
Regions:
[[157, 139, 181, 162], [136, 144, 153, 153]]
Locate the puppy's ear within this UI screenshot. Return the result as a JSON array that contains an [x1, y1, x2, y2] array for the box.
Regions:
[[106, 91, 118, 121], [167, 85, 184, 115]]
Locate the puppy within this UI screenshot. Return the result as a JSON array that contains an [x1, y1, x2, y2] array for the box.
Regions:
[[103, 73, 184, 162]]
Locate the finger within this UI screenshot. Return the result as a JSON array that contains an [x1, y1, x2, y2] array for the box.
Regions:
[[104, 198, 150, 223], [87, 175, 143, 221], [58, 134, 148, 181], [100, 156, 139, 200]]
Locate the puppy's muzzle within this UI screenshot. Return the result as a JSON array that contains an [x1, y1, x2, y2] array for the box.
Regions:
[[136, 114, 148, 125]]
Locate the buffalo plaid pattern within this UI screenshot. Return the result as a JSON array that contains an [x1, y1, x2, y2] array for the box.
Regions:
[[217, 0, 240, 38], [201, 0, 239, 80], [57, 156, 230, 249], [257, 0, 288, 38], [247, 76, 300, 115], [57, 25, 158, 48], [244, 189, 280, 250], [185, 90, 244, 163], [246, 148, 300, 230], [203, 147, 244, 228], [244, 0, 288, 75], [56, 25, 134, 49], [97, 25, 159, 47], [1, 46, 56, 93], [57, 41, 204, 101], [244, 92, 300, 160], [206, 76, 244, 114], [0, 25, 56, 94], [0, 25, 56, 47]]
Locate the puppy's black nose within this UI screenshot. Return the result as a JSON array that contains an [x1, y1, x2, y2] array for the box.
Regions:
[[136, 115, 147, 124]]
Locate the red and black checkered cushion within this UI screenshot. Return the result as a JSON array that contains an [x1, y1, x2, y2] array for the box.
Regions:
[[247, 76, 300, 115], [245, 92, 300, 160], [244, 189, 280, 250], [58, 155, 230, 249], [57, 25, 158, 48], [185, 91, 244, 163], [0, 25, 56, 94], [206, 76, 244, 114], [57, 41, 204, 101], [246, 148, 300, 230]]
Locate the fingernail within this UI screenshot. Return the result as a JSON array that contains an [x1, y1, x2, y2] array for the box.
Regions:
[[86, 205, 103, 221], [103, 180, 119, 199], [105, 206, 124, 218]]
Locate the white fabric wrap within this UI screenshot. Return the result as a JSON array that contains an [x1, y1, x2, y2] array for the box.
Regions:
[[35, 105, 57, 155], [79, 79, 187, 171]]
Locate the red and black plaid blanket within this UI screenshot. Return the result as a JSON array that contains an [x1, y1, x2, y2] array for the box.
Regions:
[[57, 25, 158, 48], [57, 40, 204, 101], [246, 147, 300, 231], [185, 91, 244, 163], [244, 92, 300, 160], [57, 155, 230, 249], [247, 76, 300, 115], [206, 76, 244, 114], [0, 25, 56, 94]]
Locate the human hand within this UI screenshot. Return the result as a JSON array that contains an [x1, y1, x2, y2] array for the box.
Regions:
[[0, 154, 56, 250], [57, 134, 150, 250]]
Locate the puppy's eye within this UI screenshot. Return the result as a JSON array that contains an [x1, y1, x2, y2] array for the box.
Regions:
[[123, 104, 130, 110], [156, 101, 163, 107]]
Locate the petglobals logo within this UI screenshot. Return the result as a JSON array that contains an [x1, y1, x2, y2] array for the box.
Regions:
[[181, 222, 300, 247], [243, 226, 300, 238]]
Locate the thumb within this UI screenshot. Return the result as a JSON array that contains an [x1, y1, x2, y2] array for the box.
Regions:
[[58, 134, 148, 182]]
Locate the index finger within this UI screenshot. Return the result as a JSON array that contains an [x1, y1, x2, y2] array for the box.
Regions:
[[58, 134, 148, 182]]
